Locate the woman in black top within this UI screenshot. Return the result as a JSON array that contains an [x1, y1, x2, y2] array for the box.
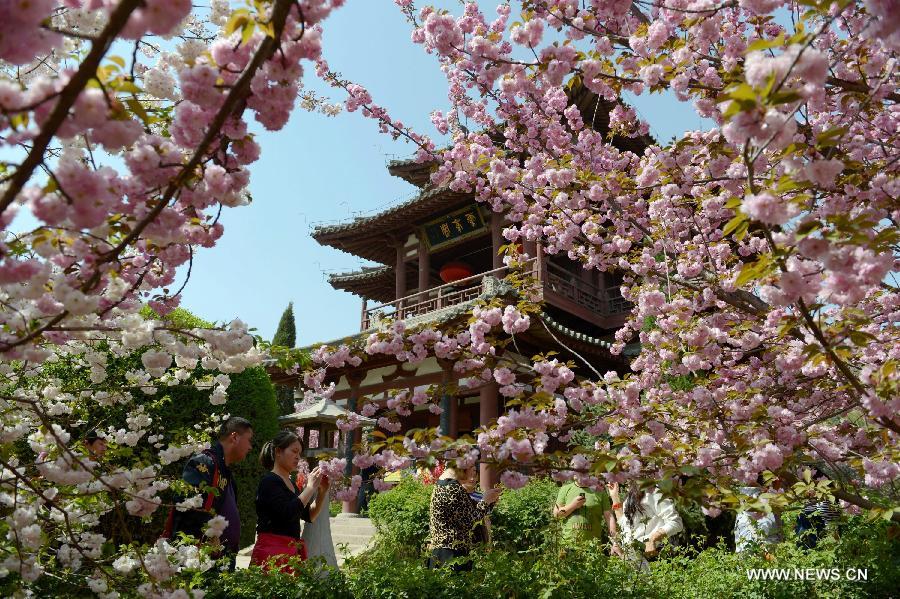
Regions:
[[250, 430, 328, 570], [428, 465, 500, 571]]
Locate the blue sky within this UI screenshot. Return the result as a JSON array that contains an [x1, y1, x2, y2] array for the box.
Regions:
[[176, 2, 709, 347]]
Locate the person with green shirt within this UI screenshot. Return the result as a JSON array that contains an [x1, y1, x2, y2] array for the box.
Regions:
[[554, 481, 617, 548]]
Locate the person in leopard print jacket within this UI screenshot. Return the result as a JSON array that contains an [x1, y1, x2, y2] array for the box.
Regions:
[[428, 465, 500, 571]]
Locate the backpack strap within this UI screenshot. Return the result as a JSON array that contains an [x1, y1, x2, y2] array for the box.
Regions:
[[201, 449, 221, 512], [161, 449, 223, 541], [162, 505, 176, 539]]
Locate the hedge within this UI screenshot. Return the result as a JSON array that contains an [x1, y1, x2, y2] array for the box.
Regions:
[[210, 516, 900, 599], [366, 476, 433, 555]]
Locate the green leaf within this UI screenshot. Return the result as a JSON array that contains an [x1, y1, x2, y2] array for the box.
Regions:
[[735, 256, 772, 287], [769, 90, 802, 105], [729, 83, 757, 102], [115, 80, 142, 94], [722, 213, 748, 237], [849, 331, 876, 346], [745, 33, 785, 53], [241, 21, 256, 45], [126, 98, 150, 125], [225, 9, 250, 35], [817, 126, 848, 147]]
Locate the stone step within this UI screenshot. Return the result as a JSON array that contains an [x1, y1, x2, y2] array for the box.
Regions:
[[330, 526, 375, 536], [235, 517, 377, 570], [329, 518, 376, 532], [330, 520, 376, 528], [331, 534, 372, 547]]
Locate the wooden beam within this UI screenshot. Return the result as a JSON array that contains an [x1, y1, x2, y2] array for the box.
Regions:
[[479, 382, 499, 491], [491, 211, 504, 269], [395, 241, 407, 314], [418, 233, 430, 299], [329, 371, 449, 401]]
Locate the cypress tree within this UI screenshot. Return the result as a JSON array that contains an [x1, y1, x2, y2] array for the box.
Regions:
[[272, 302, 297, 415], [272, 301, 296, 348]]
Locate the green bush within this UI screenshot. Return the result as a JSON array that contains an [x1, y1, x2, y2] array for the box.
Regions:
[[490, 477, 558, 550], [215, 516, 897, 599], [366, 476, 560, 555], [207, 559, 350, 599], [366, 476, 433, 555]]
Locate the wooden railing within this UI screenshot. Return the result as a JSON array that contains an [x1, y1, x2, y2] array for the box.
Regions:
[[360, 259, 538, 330], [359, 257, 632, 331], [545, 262, 632, 316], [546, 262, 605, 313], [606, 285, 632, 314]]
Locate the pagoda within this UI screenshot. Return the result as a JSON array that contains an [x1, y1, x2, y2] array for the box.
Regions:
[[273, 84, 649, 509]]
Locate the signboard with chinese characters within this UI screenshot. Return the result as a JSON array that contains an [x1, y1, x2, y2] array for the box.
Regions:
[[421, 205, 487, 251]]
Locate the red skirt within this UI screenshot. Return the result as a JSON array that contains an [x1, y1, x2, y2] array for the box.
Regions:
[[250, 532, 307, 573]]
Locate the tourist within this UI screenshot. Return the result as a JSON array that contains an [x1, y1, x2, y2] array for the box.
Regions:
[[83, 430, 108, 461], [608, 482, 683, 565], [167, 416, 253, 568], [794, 468, 841, 549], [734, 480, 783, 555], [554, 480, 616, 548], [428, 465, 500, 572], [356, 464, 377, 513], [250, 430, 329, 571], [460, 468, 490, 545], [795, 498, 841, 549]]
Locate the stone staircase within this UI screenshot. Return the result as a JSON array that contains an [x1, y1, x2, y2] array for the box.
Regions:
[[235, 515, 376, 569], [330, 514, 376, 565]]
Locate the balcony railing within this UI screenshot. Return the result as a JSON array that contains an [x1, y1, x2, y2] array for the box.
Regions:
[[359, 257, 632, 331], [545, 262, 633, 316], [361, 260, 538, 330]]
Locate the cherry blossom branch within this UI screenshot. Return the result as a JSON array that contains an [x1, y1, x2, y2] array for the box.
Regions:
[[0, 0, 142, 213]]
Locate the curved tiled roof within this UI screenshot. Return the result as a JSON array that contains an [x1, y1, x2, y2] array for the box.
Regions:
[[328, 265, 395, 302], [387, 159, 432, 186], [541, 311, 613, 349], [312, 187, 473, 265]]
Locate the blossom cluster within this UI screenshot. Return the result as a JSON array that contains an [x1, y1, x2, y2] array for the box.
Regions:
[[310, 0, 899, 527], [0, 0, 344, 595]]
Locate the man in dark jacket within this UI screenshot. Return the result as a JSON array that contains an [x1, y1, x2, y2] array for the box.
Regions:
[[170, 417, 253, 565]]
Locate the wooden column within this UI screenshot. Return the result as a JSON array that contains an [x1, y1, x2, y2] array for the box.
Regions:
[[479, 382, 499, 491], [491, 211, 504, 269], [417, 234, 430, 300], [360, 298, 368, 331], [536, 242, 547, 284], [395, 240, 407, 315], [438, 363, 452, 437], [342, 372, 364, 514], [449, 396, 459, 438]]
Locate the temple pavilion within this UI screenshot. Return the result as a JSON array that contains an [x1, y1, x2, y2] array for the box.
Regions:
[[271, 84, 649, 509]]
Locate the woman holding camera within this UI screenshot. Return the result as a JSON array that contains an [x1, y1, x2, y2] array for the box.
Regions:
[[250, 430, 329, 571]]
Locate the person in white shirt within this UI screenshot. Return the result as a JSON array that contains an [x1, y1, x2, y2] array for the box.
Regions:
[[734, 485, 783, 554], [608, 482, 683, 563]]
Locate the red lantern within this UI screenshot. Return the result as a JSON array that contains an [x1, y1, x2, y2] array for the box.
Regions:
[[439, 261, 473, 283]]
